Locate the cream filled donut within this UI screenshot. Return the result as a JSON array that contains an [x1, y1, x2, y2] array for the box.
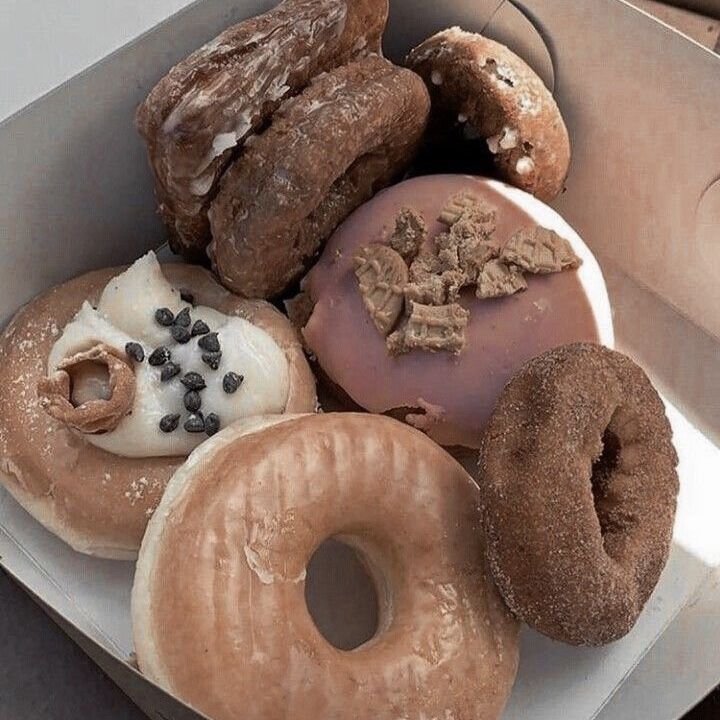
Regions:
[[302, 174, 613, 448], [0, 253, 315, 558], [133, 413, 519, 720]]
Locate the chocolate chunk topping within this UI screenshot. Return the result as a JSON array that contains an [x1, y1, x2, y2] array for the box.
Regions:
[[159, 413, 180, 433], [198, 332, 220, 353], [184, 413, 205, 433], [170, 325, 192, 344], [202, 351, 222, 371], [179, 289, 195, 305], [125, 342, 144, 363], [148, 346, 171, 366], [204, 413, 220, 437], [191, 319, 210, 337], [222, 372, 244, 394], [174, 307, 192, 327], [184, 390, 202, 412], [160, 362, 181, 382], [154, 308, 175, 326], [181, 371, 206, 391]]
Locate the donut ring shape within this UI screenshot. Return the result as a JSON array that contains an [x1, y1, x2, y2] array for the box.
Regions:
[[0, 265, 316, 559], [133, 413, 519, 720], [406, 28, 570, 202], [207, 55, 431, 298], [479, 343, 679, 646], [136, 0, 389, 258]]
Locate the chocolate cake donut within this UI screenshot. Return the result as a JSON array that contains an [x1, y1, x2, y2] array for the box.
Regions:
[[478, 343, 679, 646], [407, 28, 570, 201], [208, 55, 430, 298], [137, 0, 389, 257]]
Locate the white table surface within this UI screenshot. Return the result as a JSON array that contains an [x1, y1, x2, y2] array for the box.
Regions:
[[0, 2, 718, 719]]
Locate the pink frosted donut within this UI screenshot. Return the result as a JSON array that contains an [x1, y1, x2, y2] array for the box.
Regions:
[[302, 174, 613, 447]]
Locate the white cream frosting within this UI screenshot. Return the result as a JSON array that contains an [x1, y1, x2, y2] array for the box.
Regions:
[[48, 252, 290, 458]]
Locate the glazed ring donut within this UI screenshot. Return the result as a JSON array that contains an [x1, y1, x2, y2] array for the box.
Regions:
[[479, 343, 679, 646], [406, 27, 570, 202], [137, 0, 389, 257], [207, 55, 431, 298], [133, 413, 519, 720], [0, 264, 315, 559]]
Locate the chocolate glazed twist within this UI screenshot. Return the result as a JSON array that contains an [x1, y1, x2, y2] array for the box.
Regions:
[[208, 56, 431, 299], [136, 0, 389, 258]]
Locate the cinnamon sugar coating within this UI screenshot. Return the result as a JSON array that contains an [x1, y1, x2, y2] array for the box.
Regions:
[[478, 343, 679, 645]]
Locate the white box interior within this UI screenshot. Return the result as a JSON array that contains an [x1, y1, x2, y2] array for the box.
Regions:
[[0, 1, 718, 719]]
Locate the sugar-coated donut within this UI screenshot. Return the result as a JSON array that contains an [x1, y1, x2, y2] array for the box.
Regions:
[[479, 343, 679, 646], [303, 175, 613, 448], [137, 0, 389, 257], [0, 259, 315, 559], [407, 28, 570, 201], [133, 413, 519, 720], [208, 55, 430, 298]]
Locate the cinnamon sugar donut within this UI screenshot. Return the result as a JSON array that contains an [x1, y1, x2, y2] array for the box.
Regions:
[[133, 413, 519, 720], [137, 0, 389, 257], [479, 343, 679, 646], [0, 255, 315, 559], [208, 55, 430, 298], [407, 28, 570, 201]]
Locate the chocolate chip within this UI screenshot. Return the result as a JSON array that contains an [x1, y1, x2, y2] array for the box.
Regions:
[[125, 342, 144, 363], [181, 372, 206, 391], [198, 332, 220, 353], [202, 351, 222, 371], [170, 325, 192, 344], [222, 372, 243, 394], [184, 390, 201, 412], [184, 413, 205, 433], [180, 289, 195, 305], [191, 319, 210, 337], [154, 308, 175, 326], [148, 346, 171, 366], [160, 362, 181, 382], [204, 413, 220, 436], [174, 307, 191, 327], [159, 413, 180, 433]]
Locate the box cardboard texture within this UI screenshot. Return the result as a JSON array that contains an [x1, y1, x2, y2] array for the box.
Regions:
[[0, 1, 718, 719]]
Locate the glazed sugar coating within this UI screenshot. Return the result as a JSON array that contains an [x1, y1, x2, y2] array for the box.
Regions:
[[133, 413, 519, 720], [407, 27, 570, 202], [136, 0, 389, 257], [478, 343, 679, 646], [208, 55, 430, 298]]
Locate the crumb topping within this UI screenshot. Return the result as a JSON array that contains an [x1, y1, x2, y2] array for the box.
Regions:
[[353, 194, 582, 355], [353, 244, 408, 336]]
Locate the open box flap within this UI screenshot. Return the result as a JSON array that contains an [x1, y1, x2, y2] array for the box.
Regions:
[[0, 1, 719, 719]]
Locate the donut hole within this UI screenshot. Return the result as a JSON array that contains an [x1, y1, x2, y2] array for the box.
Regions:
[[591, 426, 622, 536], [68, 360, 112, 407], [304, 537, 384, 651]]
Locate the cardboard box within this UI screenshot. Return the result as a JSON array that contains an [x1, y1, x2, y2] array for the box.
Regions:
[[0, 1, 719, 718]]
